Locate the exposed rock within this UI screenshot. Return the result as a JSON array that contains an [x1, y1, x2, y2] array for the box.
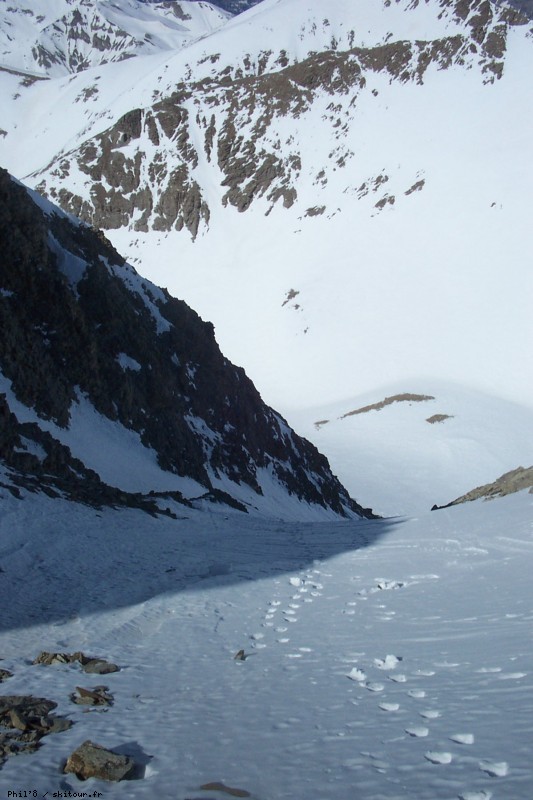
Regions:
[[340, 393, 435, 419], [64, 740, 135, 781], [0, 670, 13, 683], [83, 659, 120, 675], [33, 651, 120, 673], [432, 466, 533, 509], [426, 414, 454, 424], [200, 782, 251, 798], [405, 179, 426, 195], [0, 694, 72, 764], [0, 168, 372, 518], [70, 685, 114, 706]]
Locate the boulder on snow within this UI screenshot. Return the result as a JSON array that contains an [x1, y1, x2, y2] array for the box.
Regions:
[[83, 658, 120, 675], [0, 694, 72, 765], [64, 740, 135, 781], [70, 685, 114, 706], [33, 650, 120, 673]]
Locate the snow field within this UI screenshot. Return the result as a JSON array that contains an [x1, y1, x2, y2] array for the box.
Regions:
[[0, 488, 532, 798]]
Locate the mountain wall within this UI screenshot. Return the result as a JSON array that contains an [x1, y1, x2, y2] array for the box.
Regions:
[[22, 0, 531, 239], [0, 167, 372, 518]]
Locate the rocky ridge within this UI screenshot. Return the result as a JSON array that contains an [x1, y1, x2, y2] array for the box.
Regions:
[[23, 0, 532, 237], [0, 167, 371, 518], [433, 465, 533, 509], [0, 0, 231, 78]]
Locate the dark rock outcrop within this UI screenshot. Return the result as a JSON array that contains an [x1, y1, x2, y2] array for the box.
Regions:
[[0, 168, 371, 517]]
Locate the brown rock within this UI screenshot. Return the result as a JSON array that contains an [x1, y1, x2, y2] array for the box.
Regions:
[[82, 659, 120, 675], [200, 782, 250, 798], [64, 740, 135, 781], [70, 685, 113, 706]]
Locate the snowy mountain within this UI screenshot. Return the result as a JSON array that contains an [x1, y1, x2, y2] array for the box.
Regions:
[[0, 0, 531, 511], [0, 0, 230, 77], [1, 3, 533, 796], [0, 167, 370, 519], [202, 0, 261, 12]]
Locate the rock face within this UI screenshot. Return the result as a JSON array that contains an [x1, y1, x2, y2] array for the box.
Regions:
[[64, 740, 135, 781], [27, 0, 531, 238], [0, 168, 371, 518]]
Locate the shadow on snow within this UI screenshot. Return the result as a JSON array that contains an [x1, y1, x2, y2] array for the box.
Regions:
[[0, 499, 403, 633]]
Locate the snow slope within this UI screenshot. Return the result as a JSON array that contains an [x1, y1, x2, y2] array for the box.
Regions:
[[0, 0, 231, 77], [290, 379, 533, 516], [1, 0, 531, 524], [0, 486, 531, 798]]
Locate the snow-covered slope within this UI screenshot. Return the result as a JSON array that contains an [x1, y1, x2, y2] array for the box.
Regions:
[[0, 485, 531, 798], [290, 380, 533, 516], [0, 0, 231, 77], [1, 0, 531, 515]]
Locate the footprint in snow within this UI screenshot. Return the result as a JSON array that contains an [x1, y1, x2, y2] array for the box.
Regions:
[[449, 733, 474, 745], [374, 654, 402, 670], [372, 579, 406, 592], [419, 709, 441, 719], [365, 682, 385, 693], [389, 674, 407, 683], [277, 638, 290, 644], [379, 702, 400, 712], [479, 760, 509, 777], [459, 792, 493, 800], [346, 667, 366, 682], [407, 689, 426, 699], [405, 726, 429, 738], [424, 751, 453, 765]]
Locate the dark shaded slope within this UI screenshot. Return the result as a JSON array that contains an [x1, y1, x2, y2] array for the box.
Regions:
[[0, 168, 372, 517]]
